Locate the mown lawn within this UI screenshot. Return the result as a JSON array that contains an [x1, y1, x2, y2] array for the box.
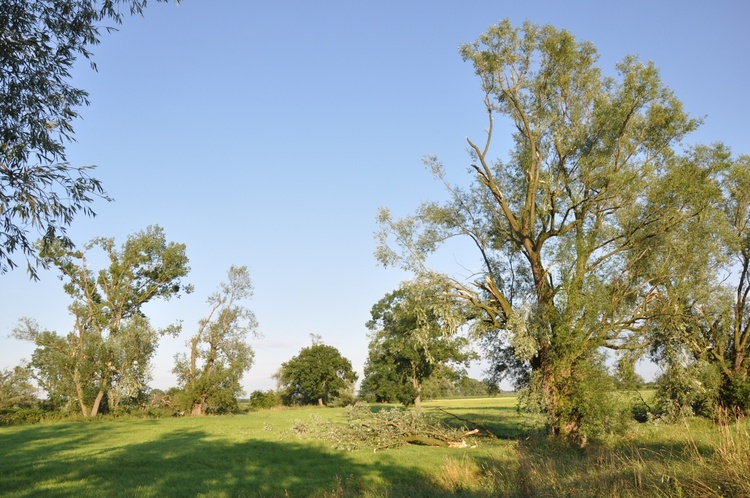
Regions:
[[1, 396, 748, 497]]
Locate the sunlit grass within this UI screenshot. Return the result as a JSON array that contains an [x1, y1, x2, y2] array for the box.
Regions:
[[1, 397, 749, 497]]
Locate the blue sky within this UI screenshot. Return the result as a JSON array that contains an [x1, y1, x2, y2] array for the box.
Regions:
[[2, 0, 749, 393]]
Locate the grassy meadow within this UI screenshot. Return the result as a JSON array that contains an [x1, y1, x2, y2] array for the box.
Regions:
[[1, 396, 749, 497]]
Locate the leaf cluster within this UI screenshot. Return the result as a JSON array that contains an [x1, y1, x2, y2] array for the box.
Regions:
[[0, 0, 176, 277], [0, 363, 38, 412]]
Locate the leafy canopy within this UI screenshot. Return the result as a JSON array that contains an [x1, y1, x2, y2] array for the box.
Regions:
[[14, 225, 190, 416], [277, 344, 357, 406], [0, 0, 176, 278], [377, 19, 708, 440], [363, 278, 476, 408]]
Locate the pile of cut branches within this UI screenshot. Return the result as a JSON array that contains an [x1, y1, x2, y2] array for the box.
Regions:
[[289, 402, 486, 452]]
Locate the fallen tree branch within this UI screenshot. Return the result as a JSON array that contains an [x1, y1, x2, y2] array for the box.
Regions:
[[432, 408, 503, 439], [290, 403, 482, 452]]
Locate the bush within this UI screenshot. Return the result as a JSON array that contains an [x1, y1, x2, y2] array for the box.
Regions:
[[720, 375, 750, 413], [248, 390, 279, 410], [328, 392, 357, 407], [630, 401, 650, 423], [0, 407, 61, 426], [654, 360, 721, 420]]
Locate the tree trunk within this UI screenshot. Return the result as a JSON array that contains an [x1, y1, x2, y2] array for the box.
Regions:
[[192, 393, 207, 416], [73, 369, 89, 417], [412, 375, 422, 412], [192, 402, 204, 416], [90, 390, 105, 417], [318, 398, 324, 407]]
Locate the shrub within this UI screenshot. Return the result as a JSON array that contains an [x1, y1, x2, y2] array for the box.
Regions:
[[720, 375, 750, 413], [654, 360, 721, 420], [248, 390, 279, 410], [0, 407, 61, 426]]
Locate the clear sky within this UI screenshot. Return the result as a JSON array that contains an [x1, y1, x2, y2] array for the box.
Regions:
[[1, 0, 748, 394]]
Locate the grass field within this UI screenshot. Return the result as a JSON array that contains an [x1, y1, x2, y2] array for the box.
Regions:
[[1, 396, 748, 497]]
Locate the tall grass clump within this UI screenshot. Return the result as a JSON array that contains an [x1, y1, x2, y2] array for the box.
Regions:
[[671, 410, 750, 497]]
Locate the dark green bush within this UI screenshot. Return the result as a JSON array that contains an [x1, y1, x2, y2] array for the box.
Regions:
[[0, 407, 60, 426], [720, 375, 750, 413], [248, 390, 279, 410]]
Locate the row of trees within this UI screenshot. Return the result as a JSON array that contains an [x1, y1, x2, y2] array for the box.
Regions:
[[375, 20, 750, 441], [7, 226, 259, 417], [2, 225, 379, 417], [1, 225, 486, 418], [3, 3, 747, 442]]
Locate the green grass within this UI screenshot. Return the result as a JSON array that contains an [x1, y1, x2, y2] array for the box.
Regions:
[[1, 397, 748, 497]]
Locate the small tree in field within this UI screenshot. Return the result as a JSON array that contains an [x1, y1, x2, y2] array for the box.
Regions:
[[174, 266, 258, 415], [0, 363, 38, 412], [365, 278, 476, 411], [277, 343, 357, 406]]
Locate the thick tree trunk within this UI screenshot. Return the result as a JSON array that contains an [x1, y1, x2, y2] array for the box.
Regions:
[[191, 402, 204, 416], [192, 394, 206, 416], [318, 398, 324, 407], [412, 375, 422, 412]]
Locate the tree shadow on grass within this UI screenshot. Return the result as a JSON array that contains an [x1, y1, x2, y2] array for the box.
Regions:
[[428, 408, 543, 439], [0, 421, 476, 497]]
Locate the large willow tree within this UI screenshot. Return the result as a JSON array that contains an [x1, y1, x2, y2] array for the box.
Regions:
[[377, 20, 715, 441]]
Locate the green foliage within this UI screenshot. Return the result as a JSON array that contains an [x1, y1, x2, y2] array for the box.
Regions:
[[418, 366, 492, 400], [0, 0, 177, 278], [290, 402, 479, 452], [0, 363, 38, 412], [453, 375, 494, 397], [14, 226, 191, 416], [654, 358, 722, 419], [646, 153, 750, 413], [377, 19, 712, 440], [721, 374, 750, 413], [248, 390, 279, 410], [364, 278, 477, 409], [277, 343, 357, 406], [359, 347, 410, 403], [173, 266, 257, 415]]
